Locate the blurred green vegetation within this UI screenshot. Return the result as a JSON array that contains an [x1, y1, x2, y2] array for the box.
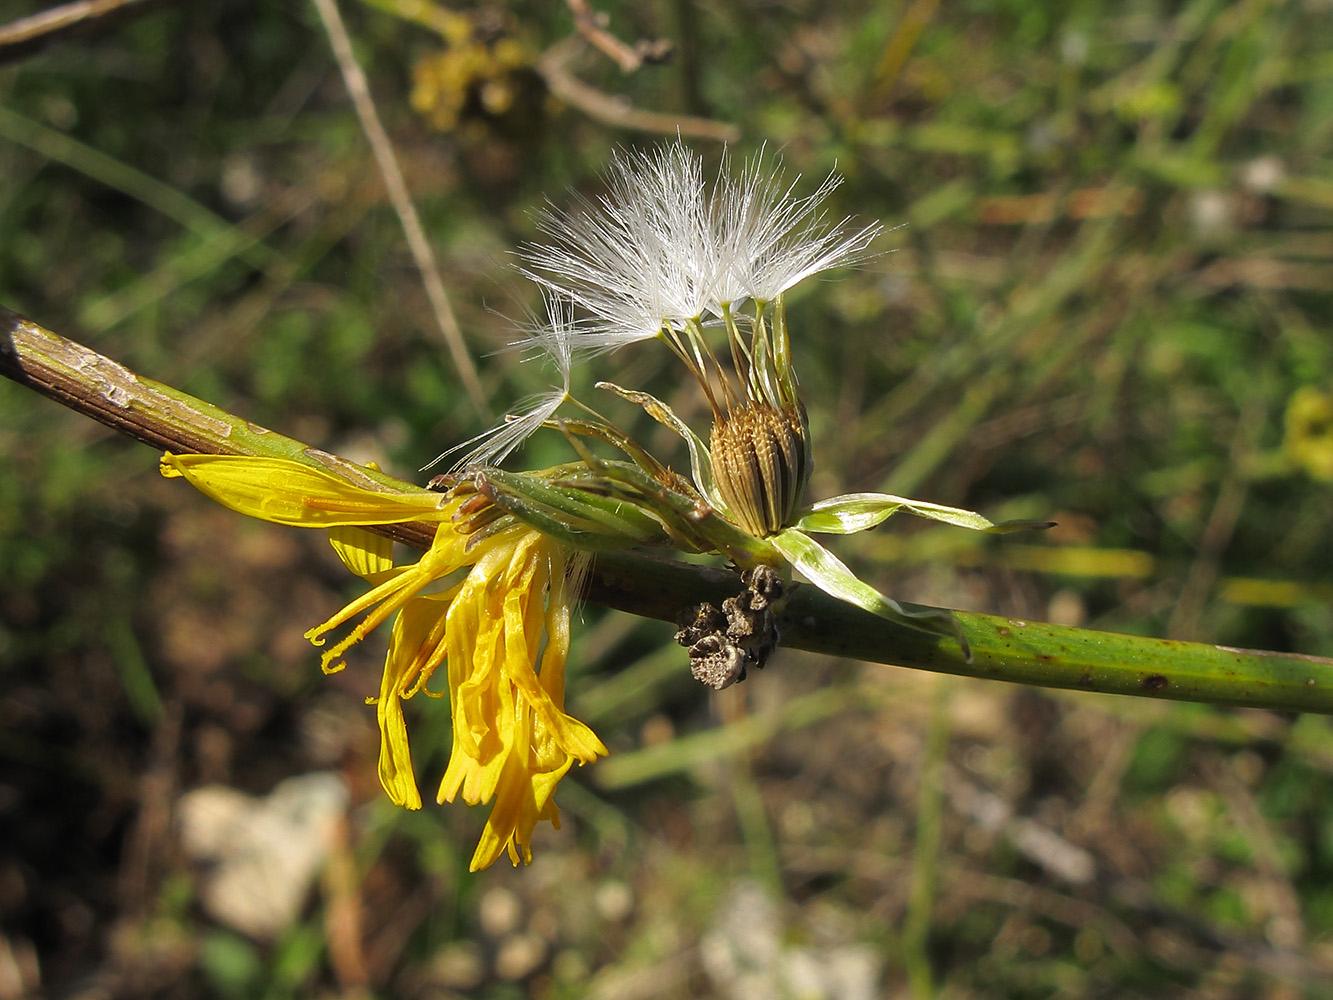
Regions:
[[2, 0, 1333, 997]]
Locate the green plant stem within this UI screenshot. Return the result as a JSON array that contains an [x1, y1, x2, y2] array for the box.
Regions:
[[5, 304, 1333, 713]]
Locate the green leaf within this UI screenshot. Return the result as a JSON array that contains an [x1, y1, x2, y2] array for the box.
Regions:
[[771, 528, 970, 659], [795, 495, 907, 534]]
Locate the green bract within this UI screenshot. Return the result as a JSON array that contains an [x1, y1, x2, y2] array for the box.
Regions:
[[796, 493, 1053, 536], [770, 527, 970, 657]]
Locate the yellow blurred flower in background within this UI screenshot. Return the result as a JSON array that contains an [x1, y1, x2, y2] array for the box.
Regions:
[[1284, 387, 1333, 482]]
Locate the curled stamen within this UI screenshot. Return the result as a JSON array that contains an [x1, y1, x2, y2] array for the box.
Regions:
[[428, 472, 465, 493]]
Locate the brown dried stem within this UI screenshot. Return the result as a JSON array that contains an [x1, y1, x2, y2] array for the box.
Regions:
[[536, 39, 740, 143], [310, 0, 489, 419], [0, 0, 168, 64]]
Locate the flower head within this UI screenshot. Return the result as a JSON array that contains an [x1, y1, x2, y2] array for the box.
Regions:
[[506, 142, 889, 540], [1285, 386, 1333, 482], [160, 452, 606, 870], [443, 141, 886, 549]]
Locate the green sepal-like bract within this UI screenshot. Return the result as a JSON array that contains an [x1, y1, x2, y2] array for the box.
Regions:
[[595, 381, 731, 516], [796, 492, 1053, 536], [581, 458, 781, 569], [474, 467, 669, 550], [771, 527, 971, 660]]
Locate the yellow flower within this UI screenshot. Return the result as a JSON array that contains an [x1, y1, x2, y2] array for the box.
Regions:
[[160, 453, 606, 870], [1285, 387, 1333, 482]]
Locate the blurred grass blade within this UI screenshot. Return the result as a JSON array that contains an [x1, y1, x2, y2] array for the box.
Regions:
[[903, 675, 950, 1000], [0, 105, 274, 270]]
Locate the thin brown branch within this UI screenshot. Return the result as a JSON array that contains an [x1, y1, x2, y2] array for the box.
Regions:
[[563, 0, 672, 73], [537, 40, 740, 143], [310, 0, 490, 419], [0, 0, 167, 64]]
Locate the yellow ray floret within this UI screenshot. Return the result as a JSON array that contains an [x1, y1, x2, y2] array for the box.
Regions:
[[160, 452, 450, 525]]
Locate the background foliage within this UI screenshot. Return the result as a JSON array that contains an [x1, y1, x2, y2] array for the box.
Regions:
[[2, 0, 1333, 996]]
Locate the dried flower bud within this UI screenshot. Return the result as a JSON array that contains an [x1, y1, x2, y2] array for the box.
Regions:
[[709, 402, 811, 537]]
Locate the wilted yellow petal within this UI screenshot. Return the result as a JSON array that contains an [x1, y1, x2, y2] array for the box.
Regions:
[[329, 525, 394, 579], [373, 594, 461, 811], [468, 721, 575, 872], [304, 524, 465, 674], [160, 453, 447, 526], [438, 660, 515, 807], [430, 524, 607, 869], [375, 673, 423, 811]]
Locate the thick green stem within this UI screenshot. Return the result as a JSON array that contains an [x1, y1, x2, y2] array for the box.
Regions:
[[5, 304, 1333, 713], [0, 305, 436, 550], [584, 551, 1333, 712]]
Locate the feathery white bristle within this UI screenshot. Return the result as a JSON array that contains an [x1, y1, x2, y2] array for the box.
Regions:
[[715, 149, 884, 304], [523, 140, 883, 337], [425, 292, 578, 472]]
